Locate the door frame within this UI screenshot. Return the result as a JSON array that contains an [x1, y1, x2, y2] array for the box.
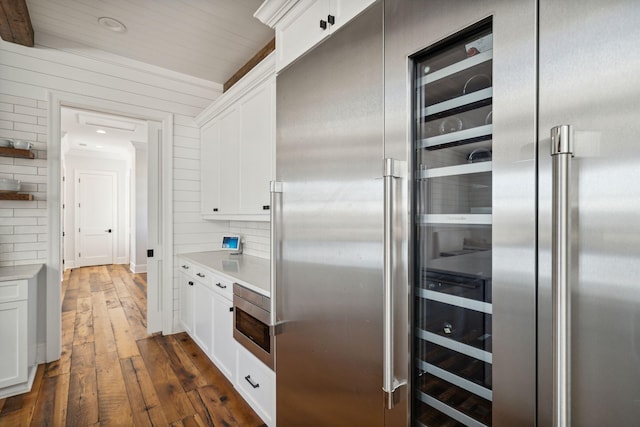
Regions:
[[47, 91, 175, 362], [74, 169, 118, 268]]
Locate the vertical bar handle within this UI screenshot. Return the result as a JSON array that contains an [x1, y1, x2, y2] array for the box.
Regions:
[[270, 181, 283, 329], [550, 125, 573, 427], [383, 158, 406, 409]]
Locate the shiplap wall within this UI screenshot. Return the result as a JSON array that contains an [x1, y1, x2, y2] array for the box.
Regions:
[[0, 38, 224, 331], [0, 95, 48, 265]]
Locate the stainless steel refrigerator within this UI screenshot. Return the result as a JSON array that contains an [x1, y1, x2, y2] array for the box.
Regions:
[[272, 0, 640, 426]]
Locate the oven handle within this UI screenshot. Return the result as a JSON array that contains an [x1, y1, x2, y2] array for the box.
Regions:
[[551, 125, 574, 427], [270, 181, 283, 330]]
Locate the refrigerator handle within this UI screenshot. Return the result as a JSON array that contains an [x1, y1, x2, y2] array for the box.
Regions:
[[550, 125, 574, 427], [270, 181, 283, 330], [383, 158, 407, 409]]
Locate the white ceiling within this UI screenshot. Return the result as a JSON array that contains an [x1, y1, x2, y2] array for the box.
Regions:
[[61, 107, 147, 158], [25, 0, 274, 84]]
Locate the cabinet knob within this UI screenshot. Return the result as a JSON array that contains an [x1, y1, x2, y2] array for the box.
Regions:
[[213, 208, 219, 212], [229, 307, 234, 312], [320, 19, 327, 30], [327, 14, 335, 25], [188, 281, 194, 286], [263, 205, 270, 210]]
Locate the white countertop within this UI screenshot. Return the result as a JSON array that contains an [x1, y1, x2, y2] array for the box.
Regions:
[[179, 251, 270, 297], [0, 264, 44, 281]]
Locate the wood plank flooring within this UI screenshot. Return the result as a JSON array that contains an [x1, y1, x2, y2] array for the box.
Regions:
[[0, 265, 266, 427]]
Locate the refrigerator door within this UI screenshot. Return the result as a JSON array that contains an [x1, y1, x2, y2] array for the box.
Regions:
[[385, 1, 537, 425], [538, 1, 640, 425], [275, 3, 385, 426]]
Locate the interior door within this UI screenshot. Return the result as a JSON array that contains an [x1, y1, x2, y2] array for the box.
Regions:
[[146, 120, 163, 334], [76, 171, 116, 267], [538, 1, 640, 425]]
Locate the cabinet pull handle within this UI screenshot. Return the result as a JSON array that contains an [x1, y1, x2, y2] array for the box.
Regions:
[[216, 282, 227, 289], [229, 307, 234, 312], [213, 208, 218, 212], [181, 265, 189, 269], [263, 205, 270, 210], [188, 281, 194, 286], [197, 273, 205, 278], [327, 14, 335, 25], [550, 125, 574, 427], [319, 19, 327, 30], [244, 375, 260, 389]]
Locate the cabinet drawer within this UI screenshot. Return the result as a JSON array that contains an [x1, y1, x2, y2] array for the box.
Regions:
[[178, 261, 212, 287], [236, 345, 275, 426], [209, 272, 233, 300], [0, 280, 28, 303]]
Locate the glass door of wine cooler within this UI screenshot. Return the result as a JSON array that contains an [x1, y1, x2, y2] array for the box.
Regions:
[[413, 23, 494, 427]]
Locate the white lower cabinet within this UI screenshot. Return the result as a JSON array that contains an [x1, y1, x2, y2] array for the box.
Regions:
[[235, 344, 276, 426], [211, 294, 236, 382], [178, 256, 274, 425], [0, 276, 38, 399], [179, 272, 194, 335], [192, 282, 214, 356], [0, 299, 27, 389]]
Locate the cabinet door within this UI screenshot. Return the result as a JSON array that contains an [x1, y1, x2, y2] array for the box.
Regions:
[[330, 0, 376, 33], [179, 273, 194, 334], [192, 282, 214, 356], [0, 300, 27, 389], [276, 0, 331, 72], [201, 119, 221, 215], [239, 80, 275, 215], [219, 108, 241, 214], [212, 295, 235, 382]]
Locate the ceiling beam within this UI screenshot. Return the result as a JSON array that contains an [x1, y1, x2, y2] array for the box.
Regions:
[[223, 37, 275, 92], [0, 0, 34, 47]]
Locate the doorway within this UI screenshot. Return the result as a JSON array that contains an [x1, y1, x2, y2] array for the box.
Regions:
[[46, 92, 174, 363]]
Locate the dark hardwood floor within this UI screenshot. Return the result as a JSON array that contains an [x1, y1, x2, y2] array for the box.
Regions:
[[0, 264, 266, 427]]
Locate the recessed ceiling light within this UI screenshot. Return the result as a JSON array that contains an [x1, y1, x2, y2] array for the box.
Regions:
[[98, 17, 127, 33], [96, 129, 106, 134]]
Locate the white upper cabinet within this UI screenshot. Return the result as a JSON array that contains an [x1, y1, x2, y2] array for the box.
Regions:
[[200, 120, 221, 215], [255, 0, 376, 72], [239, 82, 275, 215], [196, 53, 275, 221], [218, 108, 242, 215]]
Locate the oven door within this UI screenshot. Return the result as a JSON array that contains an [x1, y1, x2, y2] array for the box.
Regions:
[[233, 296, 274, 370]]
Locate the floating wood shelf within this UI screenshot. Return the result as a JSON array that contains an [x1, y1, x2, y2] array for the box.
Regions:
[[0, 147, 35, 159], [0, 193, 34, 201]]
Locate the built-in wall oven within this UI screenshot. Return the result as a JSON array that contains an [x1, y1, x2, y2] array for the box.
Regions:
[[233, 283, 274, 370]]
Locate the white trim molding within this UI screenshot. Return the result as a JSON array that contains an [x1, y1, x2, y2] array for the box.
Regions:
[[194, 53, 276, 126], [254, 0, 301, 28], [47, 91, 175, 362], [129, 263, 147, 274]]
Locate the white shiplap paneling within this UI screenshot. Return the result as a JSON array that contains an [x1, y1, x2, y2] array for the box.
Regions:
[[0, 38, 222, 337]]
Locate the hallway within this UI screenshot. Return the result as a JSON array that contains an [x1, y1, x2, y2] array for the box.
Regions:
[[0, 265, 265, 426]]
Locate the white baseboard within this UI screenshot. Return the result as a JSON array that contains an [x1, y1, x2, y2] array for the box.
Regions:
[[36, 343, 47, 364], [130, 262, 147, 274], [64, 260, 76, 270]]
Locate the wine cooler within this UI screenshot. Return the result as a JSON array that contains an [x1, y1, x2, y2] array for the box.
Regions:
[[413, 23, 494, 427]]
